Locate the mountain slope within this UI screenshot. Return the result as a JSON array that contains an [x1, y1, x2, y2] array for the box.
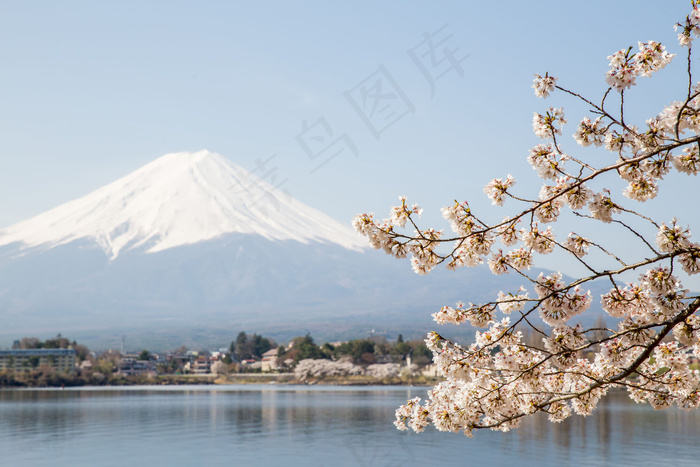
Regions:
[[0, 150, 366, 259]]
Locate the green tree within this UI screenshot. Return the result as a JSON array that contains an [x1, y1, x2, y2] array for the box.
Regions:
[[409, 341, 432, 366], [73, 344, 90, 362], [231, 332, 275, 360], [334, 339, 375, 363], [42, 334, 71, 349], [250, 334, 274, 358], [232, 332, 249, 360], [392, 335, 411, 358], [286, 334, 325, 363], [19, 337, 40, 349]]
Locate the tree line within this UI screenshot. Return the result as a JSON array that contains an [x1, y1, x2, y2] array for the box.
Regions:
[[0, 332, 435, 387]]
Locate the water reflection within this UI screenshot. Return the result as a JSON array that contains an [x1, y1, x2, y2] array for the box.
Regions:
[[0, 386, 698, 467]]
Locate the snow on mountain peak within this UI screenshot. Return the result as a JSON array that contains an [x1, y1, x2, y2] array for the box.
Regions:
[[0, 150, 367, 259]]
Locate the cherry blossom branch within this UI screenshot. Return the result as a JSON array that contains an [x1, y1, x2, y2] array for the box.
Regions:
[[362, 6, 700, 437]]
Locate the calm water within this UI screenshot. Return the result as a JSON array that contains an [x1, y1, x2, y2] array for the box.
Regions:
[[0, 385, 698, 467]]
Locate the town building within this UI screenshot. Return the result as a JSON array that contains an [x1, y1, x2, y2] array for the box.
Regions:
[[117, 355, 158, 376], [190, 357, 216, 374], [261, 348, 280, 372], [0, 349, 76, 373]]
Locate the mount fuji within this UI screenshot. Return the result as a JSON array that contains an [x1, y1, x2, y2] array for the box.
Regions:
[[0, 150, 366, 259], [0, 150, 523, 350]]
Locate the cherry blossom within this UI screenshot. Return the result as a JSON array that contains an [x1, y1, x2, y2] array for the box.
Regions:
[[532, 73, 558, 98], [532, 107, 566, 139], [357, 3, 700, 437], [573, 117, 606, 147], [527, 144, 563, 180], [483, 175, 516, 206]]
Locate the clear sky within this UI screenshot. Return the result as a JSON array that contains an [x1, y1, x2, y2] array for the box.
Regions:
[[0, 1, 697, 286]]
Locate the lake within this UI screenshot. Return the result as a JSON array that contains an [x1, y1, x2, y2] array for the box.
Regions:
[[0, 385, 698, 466]]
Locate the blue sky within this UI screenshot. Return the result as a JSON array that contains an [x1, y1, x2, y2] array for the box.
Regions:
[[1, 1, 697, 285]]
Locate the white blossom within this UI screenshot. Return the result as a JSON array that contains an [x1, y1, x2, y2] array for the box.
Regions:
[[543, 324, 588, 369], [634, 41, 675, 77], [498, 217, 520, 246], [573, 116, 605, 147], [536, 184, 565, 223], [506, 247, 533, 270], [447, 244, 484, 270], [483, 175, 516, 206], [294, 359, 364, 380], [366, 363, 401, 378], [679, 249, 700, 275], [488, 250, 510, 275], [565, 233, 590, 257], [588, 191, 620, 223], [606, 48, 637, 91], [527, 144, 562, 180], [522, 225, 556, 255], [496, 288, 529, 314], [676, 8, 700, 47], [441, 201, 477, 235], [622, 175, 658, 201], [605, 41, 673, 93], [532, 73, 558, 98], [601, 284, 653, 318], [532, 107, 566, 139], [674, 145, 700, 174], [656, 219, 692, 253], [388, 196, 422, 228]]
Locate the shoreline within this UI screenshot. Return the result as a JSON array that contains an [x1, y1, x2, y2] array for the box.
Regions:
[[0, 372, 441, 389]]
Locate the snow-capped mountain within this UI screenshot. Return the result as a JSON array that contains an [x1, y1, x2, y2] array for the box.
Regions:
[[0, 150, 366, 260]]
